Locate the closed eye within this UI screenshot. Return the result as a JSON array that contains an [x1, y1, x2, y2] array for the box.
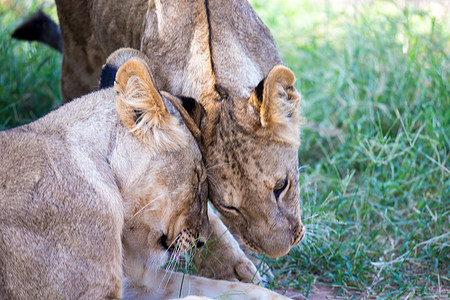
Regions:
[[273, 179, 288, 200], [217, 202, 241, 216], [222, 205, 240, 214]]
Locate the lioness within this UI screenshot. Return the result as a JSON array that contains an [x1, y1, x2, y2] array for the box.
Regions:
[[16, 0, 306, 282], [1, 47, 289, 299], [86, 48, 290, 299], [0, 51, 209, 298]]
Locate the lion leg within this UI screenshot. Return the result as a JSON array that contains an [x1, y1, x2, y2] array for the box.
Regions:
[[59, 37, 106, 101], [191, 206, 261, 283], [218, 213, 275, 282], [123, 269, 288, 299], [55, 0, 107, 101]]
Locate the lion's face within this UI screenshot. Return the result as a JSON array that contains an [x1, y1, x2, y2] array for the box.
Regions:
[[204, 123, 304, 258], [110, 57, 209, 269], [122, 148, 208, 269], [201, 66, 305, 258]]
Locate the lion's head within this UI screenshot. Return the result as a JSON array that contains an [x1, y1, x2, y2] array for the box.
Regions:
[[137, 2, 306, 258], [105, 53, 209, 271], [47, 0, 308, 259], [200, 66, 305, 258]]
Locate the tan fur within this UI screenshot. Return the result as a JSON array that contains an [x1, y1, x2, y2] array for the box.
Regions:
[[102, 49, 290, 299], [55, 0, 280, 102], [253, 65, 302, 144], [0, 57, 208, 298], [124, 269, 289, 299], [115, 58, 190, 152], [200, 66, 305, 259], [162, 92, 203, 143], [54, 0, 305, 283]]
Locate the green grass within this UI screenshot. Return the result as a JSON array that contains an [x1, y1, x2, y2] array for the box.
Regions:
[[1, 0, 448, 298], [250, 0, 449, 298], [0, 1, 61, 130]]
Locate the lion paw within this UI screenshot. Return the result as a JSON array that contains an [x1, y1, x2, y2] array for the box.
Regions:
[[234, 256, 261, 283]]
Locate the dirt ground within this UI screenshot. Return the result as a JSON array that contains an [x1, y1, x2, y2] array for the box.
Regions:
[[276, 285, 450, 299], [277, 285, 353, 300]]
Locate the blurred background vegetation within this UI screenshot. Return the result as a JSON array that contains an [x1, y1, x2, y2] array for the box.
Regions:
[[0, 0, 61, 129], [1, 0, 448, 298]]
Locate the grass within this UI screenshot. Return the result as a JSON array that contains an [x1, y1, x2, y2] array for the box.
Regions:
[[0, 0, 61, 130], [1, 0, 448, 298], [250, 0, 449, 298]]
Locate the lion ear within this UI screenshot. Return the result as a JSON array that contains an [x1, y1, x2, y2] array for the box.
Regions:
[[114, 58, 188, 151], [177, 96, 205, 131], [99, 47, 152, 89], [249, 65, 301, 143], [161, 93, 205, 144]]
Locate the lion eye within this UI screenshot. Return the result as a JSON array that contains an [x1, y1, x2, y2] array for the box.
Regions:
[[273, 179, 288, 200]]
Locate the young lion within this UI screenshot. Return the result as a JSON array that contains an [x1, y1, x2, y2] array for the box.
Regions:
[[0, 54, 209, 298], [0, 48, 289, 299], [95, 48, 290, 299], [14, 0, 306, 282]]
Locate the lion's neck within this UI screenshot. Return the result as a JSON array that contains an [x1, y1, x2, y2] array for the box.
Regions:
[[140, 0, 282, 107], [141, 0, 219, 106]]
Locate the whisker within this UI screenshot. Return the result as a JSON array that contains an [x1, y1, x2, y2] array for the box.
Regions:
[[160, 233, 183, 289], [142, 207, 158, 213], [162, 245, 181, 287], [206, 174, 218, 188], [298, 165, 309, 172], [163, 246, 180, 290], [128, 193, 165, 221], [166, 253, 176, 274], [160, 251, 176, 289], [162, 233, 181, 259], [205, 153, 221, 168]]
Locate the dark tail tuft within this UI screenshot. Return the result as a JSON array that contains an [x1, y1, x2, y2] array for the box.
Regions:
[[12, 10, 63, 53]]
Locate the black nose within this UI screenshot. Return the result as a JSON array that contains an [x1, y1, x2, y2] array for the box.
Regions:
[[196, 239, 205, 248], [159, 234, 168, 249]]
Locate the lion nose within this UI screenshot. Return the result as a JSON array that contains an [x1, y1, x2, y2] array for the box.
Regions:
[[292, 224, 305, 246], [196, 239, 205, 248]]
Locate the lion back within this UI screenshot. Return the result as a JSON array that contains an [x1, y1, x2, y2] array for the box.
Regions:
[[0, 123, 121, 298]]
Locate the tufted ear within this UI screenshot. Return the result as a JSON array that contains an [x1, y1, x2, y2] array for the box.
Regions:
[[114, 57, 188, 152], [249, 65, 301, 143]]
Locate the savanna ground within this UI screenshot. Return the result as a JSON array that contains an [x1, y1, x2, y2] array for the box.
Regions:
[[0, 0, 448, 299]]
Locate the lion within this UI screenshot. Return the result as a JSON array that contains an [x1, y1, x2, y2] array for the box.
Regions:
[[91, 48, 291, 299], [0, 50, 210, 298], [15, 0, 306, 283], [0, 47, 289, 299]]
